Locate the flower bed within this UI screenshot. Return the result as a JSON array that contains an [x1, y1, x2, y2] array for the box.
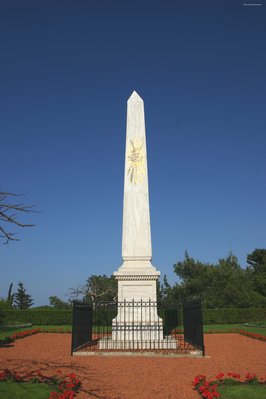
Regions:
[[9, 329, 41, 340], [0, 327, 71, 346], [237, 330, 266, 342], [39, 328, 71, 333], [193, 372, 266, 399], [0, 369, 81, 399]]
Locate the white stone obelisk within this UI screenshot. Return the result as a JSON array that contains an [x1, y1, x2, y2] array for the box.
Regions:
[[109, 91, 165, 348], [114, 90, 160, 301], [98, 91, 176, 349]]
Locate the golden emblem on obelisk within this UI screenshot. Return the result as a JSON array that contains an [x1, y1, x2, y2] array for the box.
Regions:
[[127, 138, 146, 184]]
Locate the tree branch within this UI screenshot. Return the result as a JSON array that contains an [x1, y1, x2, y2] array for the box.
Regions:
[[0, 191, 36, 244]]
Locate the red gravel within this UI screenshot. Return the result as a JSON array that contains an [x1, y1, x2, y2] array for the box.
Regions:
[[0, 333, 265, 399]]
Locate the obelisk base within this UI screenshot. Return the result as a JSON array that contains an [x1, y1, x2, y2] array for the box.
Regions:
[[114, 259, 160, 302], [99, 307, 177, 349], [99, 261, 178, 350]]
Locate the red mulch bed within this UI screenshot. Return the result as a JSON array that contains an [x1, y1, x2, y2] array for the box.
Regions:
[[0, 333, 265, 399]]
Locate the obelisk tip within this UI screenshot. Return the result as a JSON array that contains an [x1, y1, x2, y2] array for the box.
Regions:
[[128, 90, 143, 103]]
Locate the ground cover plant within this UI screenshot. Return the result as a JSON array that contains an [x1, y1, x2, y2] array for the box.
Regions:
[[172, 323, 266, 341], [0, 369, 81, 399], [217, 384, 266, 399], [0, 381, 57, 399], [193, 372, 266, 399], [0, 325, 28, 340], [204, 323, 266, 336], [0, 326, 71, 341]]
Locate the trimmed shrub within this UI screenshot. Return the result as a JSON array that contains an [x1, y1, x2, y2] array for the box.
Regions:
[[2, 307, 266, 326], [0, 300, 12, 324], [203, 308, 266, 324], [3, 310, 72, 325]]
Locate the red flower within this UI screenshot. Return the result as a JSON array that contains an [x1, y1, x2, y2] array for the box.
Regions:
[[215, 372, 224, 379], [245, 372, 256, 381], [199, 385, 207, 393]]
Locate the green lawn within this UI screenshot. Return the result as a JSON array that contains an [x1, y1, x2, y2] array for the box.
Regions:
[[0, 382, 57, 399], [218, 384, 266, 399], [0, 325, 71, 340], [0, 327, 32, 340], [204, 324, 266, 336], [1, 323, 265, 340]]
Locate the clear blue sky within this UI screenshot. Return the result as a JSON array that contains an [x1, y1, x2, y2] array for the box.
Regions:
[[1, 1, 265, 306]]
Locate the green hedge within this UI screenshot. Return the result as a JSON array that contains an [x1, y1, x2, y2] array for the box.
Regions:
[[3, 310, 72, 325], [2, 307, 266, 326], [203, 308, 266, 325]]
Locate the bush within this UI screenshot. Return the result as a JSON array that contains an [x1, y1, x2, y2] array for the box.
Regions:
[[3, 310, 72, 325], [203, 308, 266, 324], [0, 300, 12, 324], [2, 307, 266, 326]]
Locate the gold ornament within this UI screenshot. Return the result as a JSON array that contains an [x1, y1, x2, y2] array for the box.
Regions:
[[127, 138, 146, 184]]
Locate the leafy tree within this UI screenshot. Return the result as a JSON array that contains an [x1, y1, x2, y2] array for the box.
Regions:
[[173, 251, 215, 304], [0, 191, 35, 244], [172, 252, 264, 308], [157, 275, 177, 306], [49, 295, 72, 309], [69, 274, 117, 308], [210, 254, 263, 308], [246, 248, 266, 297], [13, 282, 34, 310]]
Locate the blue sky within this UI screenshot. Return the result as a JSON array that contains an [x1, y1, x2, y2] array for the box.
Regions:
[[1, 1, 265, 306]]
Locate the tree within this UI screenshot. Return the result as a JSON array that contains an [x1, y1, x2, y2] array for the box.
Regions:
[[7, 282, 14, 307], [13, 282, 34, 310], [246, 249, 266, 298], [69, 274, 117, 309], [172, 252, 264, 308], [173, 251, 215, 304], [49, 295, 72, 309], [157, 275, 176, 306], [0, 191, 35, 244]]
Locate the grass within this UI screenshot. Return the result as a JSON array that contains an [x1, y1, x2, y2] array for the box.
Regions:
[[0, 327, 32, 340], [217, 384, 266, 399], [0, 381, 57, 399], [0, 325, 71, 340], [204, 324, 266, 336], [1, 323, 265, 339]]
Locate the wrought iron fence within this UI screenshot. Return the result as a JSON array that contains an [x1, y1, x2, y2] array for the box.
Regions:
[[72, 299, 204, 355], [183, 299, 205, 356], [71, 301, 93, 354]]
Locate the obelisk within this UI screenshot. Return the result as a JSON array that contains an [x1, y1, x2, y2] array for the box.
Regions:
[[109, 91, 164, 349], [98, 91, 177, 349], [114, 90, 160, 301]]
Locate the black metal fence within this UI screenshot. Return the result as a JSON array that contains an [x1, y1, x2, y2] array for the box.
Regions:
[[71, 299, 204, 355], [183, 299, 205, 355], [71, 301, 93, 354]]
